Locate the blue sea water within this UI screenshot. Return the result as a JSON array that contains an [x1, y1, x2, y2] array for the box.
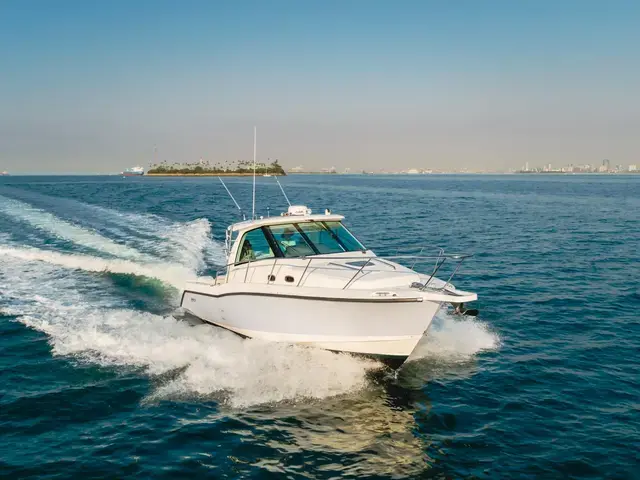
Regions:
[[0, 174, 638, 479]]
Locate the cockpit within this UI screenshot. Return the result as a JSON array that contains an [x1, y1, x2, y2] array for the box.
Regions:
[[236, 221, 365, 264]]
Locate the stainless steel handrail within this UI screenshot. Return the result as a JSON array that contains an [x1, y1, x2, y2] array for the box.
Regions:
[[342, 258, 372, 290], [223, 252, 472, 269], [212, 250, 472, 291], [368, 245, 446, 272], [297, 258, 313, 287]]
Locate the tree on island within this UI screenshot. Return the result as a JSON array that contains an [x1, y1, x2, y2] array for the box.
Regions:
[[147, 159, 286, 175]]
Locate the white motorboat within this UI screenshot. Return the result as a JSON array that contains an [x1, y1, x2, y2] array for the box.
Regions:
[[179, 129, 478, 369], [181, 204, 478, 368]]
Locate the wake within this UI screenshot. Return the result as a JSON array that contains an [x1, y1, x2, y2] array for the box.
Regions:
[[0, 191, 225, 269], [0, 195, 150, 261], [1, 251, 374, 408], [0, 246, 196, 291]]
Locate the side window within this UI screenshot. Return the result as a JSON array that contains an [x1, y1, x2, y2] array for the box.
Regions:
[[236, 228, 274, 264]]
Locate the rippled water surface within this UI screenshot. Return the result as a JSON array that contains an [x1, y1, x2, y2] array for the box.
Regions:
[[1, 174, 638, 478]]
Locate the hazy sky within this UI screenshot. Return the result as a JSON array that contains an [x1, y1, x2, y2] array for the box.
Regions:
[[1, 0, 639, 173]]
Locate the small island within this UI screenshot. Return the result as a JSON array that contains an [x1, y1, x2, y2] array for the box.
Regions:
[[147, 159, 286, 176]]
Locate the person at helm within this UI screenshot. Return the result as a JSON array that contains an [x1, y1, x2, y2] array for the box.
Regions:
[[239, 239, 255, 262], [280, 227, 297, 249]]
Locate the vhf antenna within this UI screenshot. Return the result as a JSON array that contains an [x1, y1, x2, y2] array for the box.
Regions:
[[274, 175, 291, 207], [218, 176, 245, 220], [251, 126, 257, 219]]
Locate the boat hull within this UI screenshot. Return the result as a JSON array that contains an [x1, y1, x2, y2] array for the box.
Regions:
[[180, 289, 441, 367]]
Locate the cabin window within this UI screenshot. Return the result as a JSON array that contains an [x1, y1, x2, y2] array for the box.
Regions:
[[236, 228, 275, 264], [323, 221, 366, 251], [269, 224, 317, 258], [264, 221, 365, 258], [297, 222, 346, 254]]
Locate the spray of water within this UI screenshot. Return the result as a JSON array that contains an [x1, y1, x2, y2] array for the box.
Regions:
[[13, 296, 375, 407], [413, 309, 500, 361]]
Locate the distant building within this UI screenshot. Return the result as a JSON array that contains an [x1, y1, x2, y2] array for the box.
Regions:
[[289, 165, 305, 173], [630, 164, 638, 172]]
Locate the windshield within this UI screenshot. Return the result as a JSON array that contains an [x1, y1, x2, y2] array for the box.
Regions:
[[270, 224, 317, 258], [268, 221, 365, 258], [323, 221, 365, 252]]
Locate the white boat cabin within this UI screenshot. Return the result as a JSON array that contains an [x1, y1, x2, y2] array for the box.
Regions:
[[218, 205, 420, 289], [228, 207, 366, 261]]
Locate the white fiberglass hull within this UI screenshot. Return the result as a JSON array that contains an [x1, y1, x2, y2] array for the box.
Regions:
[[180, 286, 443, 368]]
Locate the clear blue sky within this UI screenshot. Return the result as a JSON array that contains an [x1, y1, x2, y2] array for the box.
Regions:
[[1, 0, 638, 173]]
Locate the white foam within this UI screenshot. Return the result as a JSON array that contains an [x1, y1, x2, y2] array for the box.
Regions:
[[1, 250, 374, 408], [411, 309, 500, 361], [0, 245, 195, 291], [0, 195, 150, 261], [70, 201, 227, 268], [15, 297, 373, 408], [153, 218, 226, 270], [76, 204, 227, 268], [0, 192, 226, 271]]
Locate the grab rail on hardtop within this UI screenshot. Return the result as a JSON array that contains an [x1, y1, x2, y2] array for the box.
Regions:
[[212, 249, 472, 291]]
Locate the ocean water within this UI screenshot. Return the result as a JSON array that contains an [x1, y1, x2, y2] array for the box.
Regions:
[[0, 174, 638, 479]]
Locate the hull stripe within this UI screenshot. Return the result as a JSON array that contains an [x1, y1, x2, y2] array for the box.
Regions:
[[180, 289, 423, 304]]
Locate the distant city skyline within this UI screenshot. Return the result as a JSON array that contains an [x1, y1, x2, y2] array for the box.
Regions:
[[1, 0, 639, 174], [518, 158, 638, 174]]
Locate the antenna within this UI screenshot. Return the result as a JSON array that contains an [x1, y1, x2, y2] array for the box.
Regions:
[[274, 175, 292, 206], [218, 176, 245, 220], [252, 126, 257, 219]]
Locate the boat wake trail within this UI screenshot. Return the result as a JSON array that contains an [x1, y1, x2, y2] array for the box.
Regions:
[[0, 192, 225, 286], [0, 191, 225, 269], [0, 246, 195, 291], [0, 195, 374, 407], [0, 195, 151, 261], [1, 252, 373, 407]]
